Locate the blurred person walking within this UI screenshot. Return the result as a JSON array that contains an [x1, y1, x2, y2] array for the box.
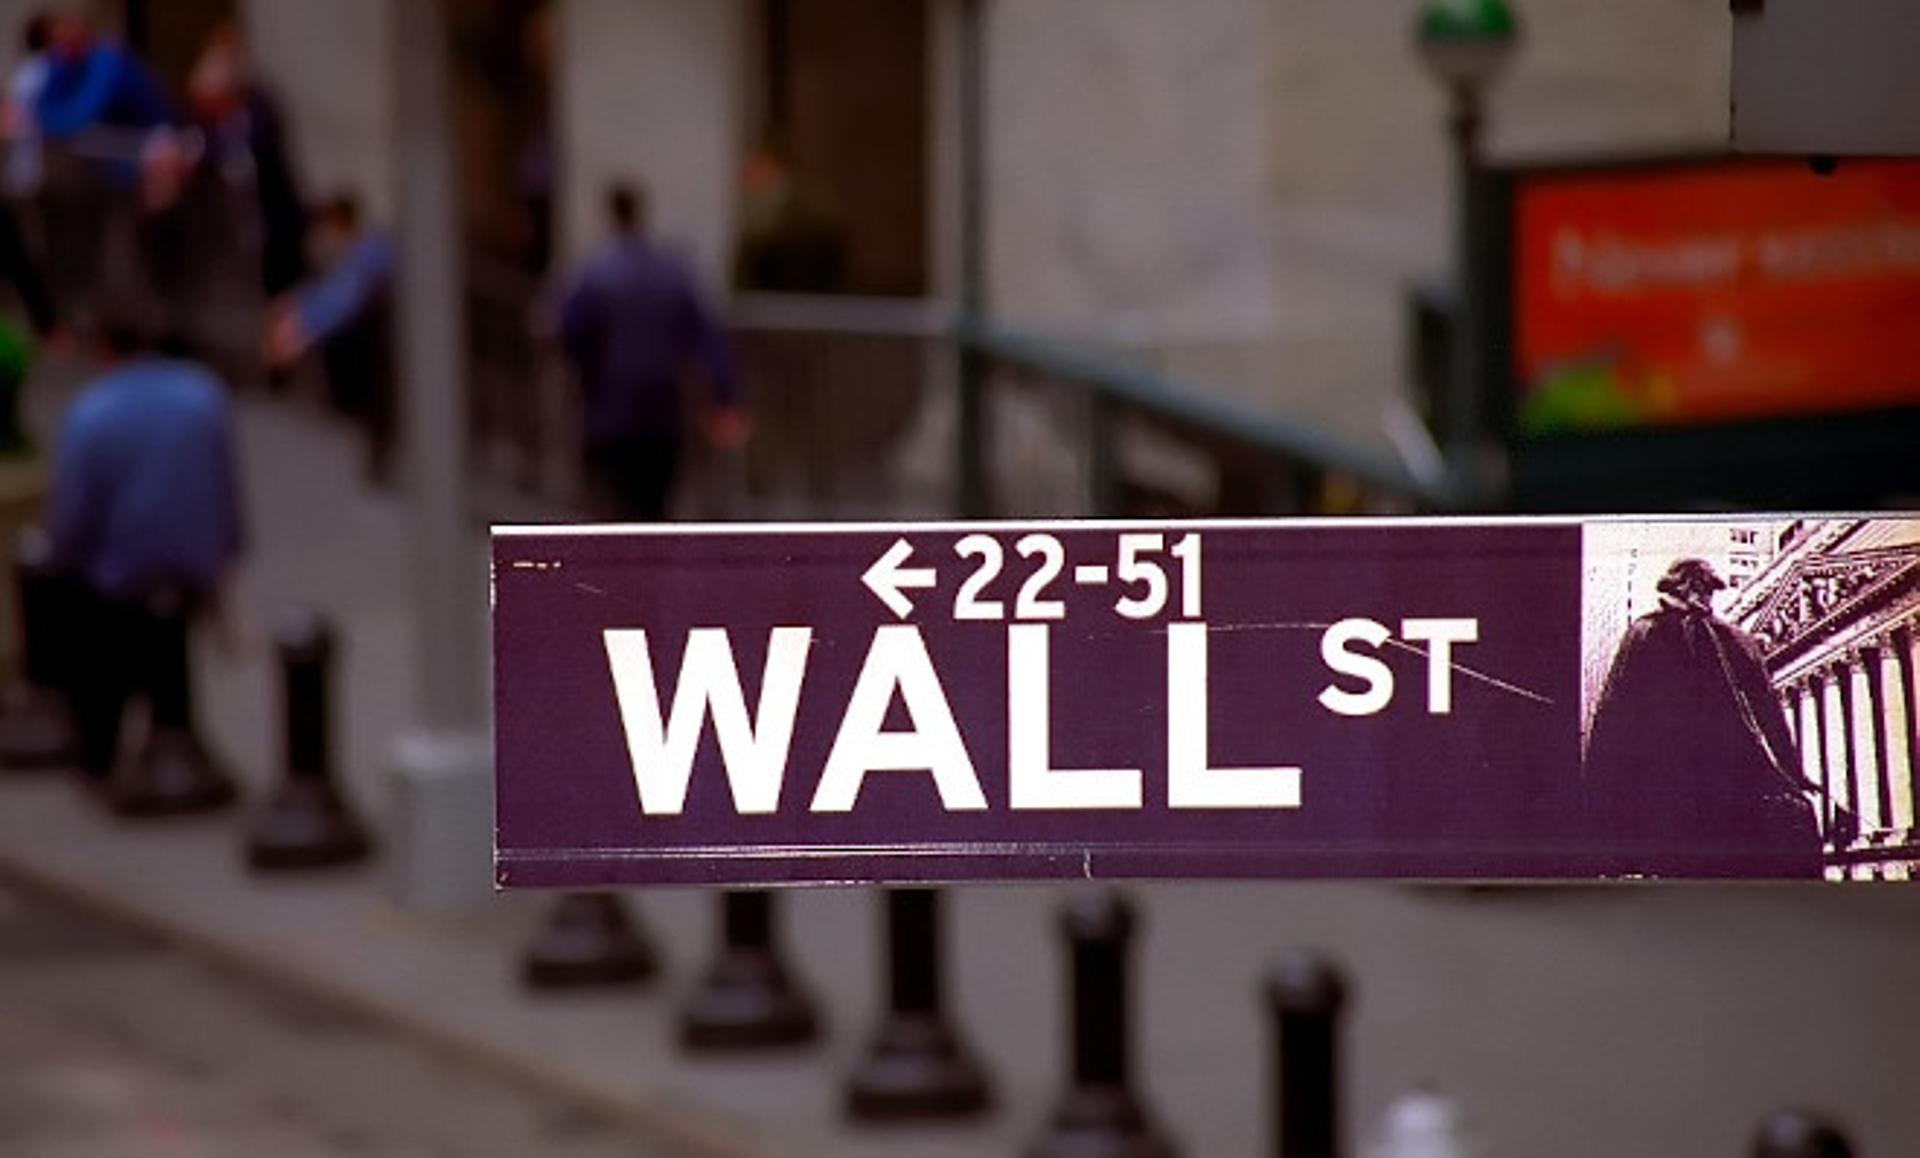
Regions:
[[187, 21, 308, 300], [0, 11, 60, 347], [0, 183, 58, 343], [0, 15, 62, 442], [0, 209, 58, 451], [46, 301, 244, 785], [4, 11, 55, 201], [34, 10, 174, 141], [559, 182, 745, 521], [509, 4, 556, 282], [265, 193, 396, 487], [732, 138, 848, 294], [31, 9, 191, 322]]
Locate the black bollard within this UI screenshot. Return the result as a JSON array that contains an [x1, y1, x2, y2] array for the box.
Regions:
[[845, 888, 993, 1122], [107, 590, 237, 817], [245, 609, 373, 870], [1027, 891, 1177, 1158], [679, 889, 820, 1051], [1265, 951, 1348, 1158], [1753, 1110, 1855, 1158], [0, 527, 78, 771], [521, 892, 659, 990]]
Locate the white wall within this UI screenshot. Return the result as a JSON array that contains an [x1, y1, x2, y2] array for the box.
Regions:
[[241, 0, 396, 223], [240, 0, 749, 290], [556, 0, 746, 290], [983, 0, 1278, 346], [967, 0, 1734, 438], [1251, 0, 1735, 436], [1271, 0, 1732, 223]]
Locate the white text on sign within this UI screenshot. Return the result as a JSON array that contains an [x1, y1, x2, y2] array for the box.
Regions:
[[864, 532, 1201, 621], [606, 534, 1479, 816]]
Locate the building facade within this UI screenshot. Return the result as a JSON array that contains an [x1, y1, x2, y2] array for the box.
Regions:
[[1, 2, 1731, 406], [1727, 519, 1920, 880]]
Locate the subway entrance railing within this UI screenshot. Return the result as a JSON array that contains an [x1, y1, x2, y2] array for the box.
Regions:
[[463, 274, 1457, 527]]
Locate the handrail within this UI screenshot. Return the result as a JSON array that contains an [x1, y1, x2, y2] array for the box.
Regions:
[[728, 292, 952, 338], [461, 278, 1443, 511], [954, 318, 1456, 508], [460, 277, 954, 342]]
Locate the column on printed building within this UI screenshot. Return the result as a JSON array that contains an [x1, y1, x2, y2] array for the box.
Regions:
[[1876, 637, 1915, 880], [1847, 652, 1886, 839], [1898, 626, 1920, 835], [1792, 680, 1825, 836], [1729, 520, 1920, 878], [1821, 668, 1853, 832], [1826, 661, 1871, 881]]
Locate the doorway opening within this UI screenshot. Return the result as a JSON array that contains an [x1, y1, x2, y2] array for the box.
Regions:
[[740, 0, 930, 297]]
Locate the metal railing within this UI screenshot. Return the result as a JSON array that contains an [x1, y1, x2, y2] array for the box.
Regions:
[[465, 274, 1454, 523], [19, 134, 271, 391], [954, 319, 1455, 519]]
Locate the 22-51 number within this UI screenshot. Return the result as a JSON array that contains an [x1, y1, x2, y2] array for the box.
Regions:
[[951, 533, 1201, 622]]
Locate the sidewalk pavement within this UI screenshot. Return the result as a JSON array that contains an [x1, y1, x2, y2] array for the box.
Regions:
[[4, 369, 1920, 1158], [0, 882, 681, 1158]]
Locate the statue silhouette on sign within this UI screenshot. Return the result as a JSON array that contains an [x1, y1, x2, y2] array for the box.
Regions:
[[1583, 558, 1828, 878]]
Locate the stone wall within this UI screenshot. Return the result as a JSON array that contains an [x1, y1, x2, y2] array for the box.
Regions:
[[983, 0, 1278, 347], [555, 0, 746, 288], [242, 0, 397, 224], [1272, 0, 1731, 222], [974, 1, 1733, 442], [1247, 0, 1733, 438], [216, 0, 1736, 445], [241, 0, 748, 289]]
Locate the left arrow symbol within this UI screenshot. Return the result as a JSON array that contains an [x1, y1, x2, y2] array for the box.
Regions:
[[863, 538, 937, 619]]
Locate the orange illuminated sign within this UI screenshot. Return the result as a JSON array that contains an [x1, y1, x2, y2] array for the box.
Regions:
[[1513, 159, 1920, 434]]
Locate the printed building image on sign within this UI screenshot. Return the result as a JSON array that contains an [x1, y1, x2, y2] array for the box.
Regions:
[[1512, 159, 1920, 435], [492, 519, 1920, 887]]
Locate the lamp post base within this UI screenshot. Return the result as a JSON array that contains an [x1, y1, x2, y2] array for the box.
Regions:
[[520, 893, 658, 990], [679, 953, 819, 1051], [386, 730, 493, 915], [108, 727, 238, 818], [846, 1013, 992, 1122]]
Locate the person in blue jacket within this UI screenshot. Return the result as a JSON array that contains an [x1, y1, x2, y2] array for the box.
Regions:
[[31, 11, 188, 323], [34, 11, 173, 143], [48, 300, 244, 782], [266, 193, 397, 486]]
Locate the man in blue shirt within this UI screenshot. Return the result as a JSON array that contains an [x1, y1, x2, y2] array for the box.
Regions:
[[35, 12, 174, 142], [266, 193, 397, 486], [49, 305, 244, 784], [559, 183, 745, 520], [32, 12, 188, 332]]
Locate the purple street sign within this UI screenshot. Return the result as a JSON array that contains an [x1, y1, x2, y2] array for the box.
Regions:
[[493, 516, 1920, 886]]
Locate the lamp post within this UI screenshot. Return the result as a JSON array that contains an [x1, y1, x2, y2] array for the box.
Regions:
[[1414, 0, 1522, 506], [388, 0, 494, 912]]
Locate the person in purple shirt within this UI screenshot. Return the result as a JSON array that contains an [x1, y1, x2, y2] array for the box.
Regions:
[[48, 304, 244, 781], [559, 183, 746, 520]]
